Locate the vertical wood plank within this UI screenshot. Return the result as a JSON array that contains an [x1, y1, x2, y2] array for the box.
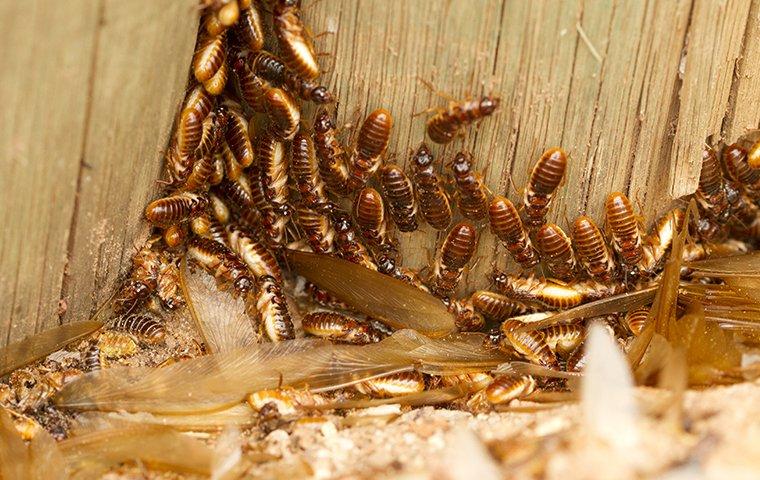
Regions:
[[0, 1, 99, 344], [722, 0, 760, 140], [60, 0, 199, 325]]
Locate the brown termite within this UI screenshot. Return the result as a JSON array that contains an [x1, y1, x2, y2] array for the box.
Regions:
[[695, 146, 730, 223], [182, 109, 227, 191], [272, 0, 320, 80], [226, 223, 283, 282], [82, 343, 101, 372], [353, 187, 396, 258], [541, 324, 585, 357], [485, 375, 536, 405], [256, 275, 296, 342], [214, 174, 262, 228], [449, 152, 490, 221], [114, 244, 162, 313], [250, 167, 291, 248], [145, 192, 208, 226], [112, 314, 166, 344], [98, 331, 138, 359], [429, 221, 478, 297], [203, 10, 227, 37], [470, 290, 535, 321], [572, 215, 616, 282], [380, 164, 418, 232], [303, 281, 351, 310], [605, 192, 645, 275], [202, 59, 228, 96], [566, 343, 587, 372], [216, 0, 240, 26], [523, 148, 567, 229], [443, 297, 486, 332], [295, 205, 335, 254], [264, 87, 300, 140], [222, 103, 254, 168], [191, 213, 230, 245], [291, 131, 332, 212], [331, 210, 377, 270], [500, 319, 559, 368], [162, 224, 186, 249], [641, 207, 684, 273], [209, 191, 230, 223], [187, 236, 255, 295], [234, 3, 265, 52], [488, 195, 539, 269], [411, 143, 452, 230], [193, 31, 227, 83], [156, 253, 185, 310], [625, 308, 648, 336], [177, 85, 214, 159], [251, 50, 333, 104], [492, 272, 625, 310], [426, 96, 500, 144], [257, 131, 291, 213], [536, 223, 577, 281], [301, 311, 385, 344], [313, 108, 351, 197], [354, 371, 426, 398], [230, 52, 268, 112], [346, 109, 393, 192], [723, 143, 760, 199]]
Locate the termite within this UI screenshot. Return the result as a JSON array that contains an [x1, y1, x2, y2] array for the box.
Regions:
[[214, 174, 262, 228], [541, 324, 585, 357], [571, 215, 616, 282], [256, 275, 296, 342], [233, 3, 265, 52], [216, 0, 240, 26], [98, 331, 138, 359], [485, 375, 536, 405], [695, 146, 730, 222], [226, 223, 283, 282], [536, 223, 577, 281], [182, 109, 227, 191], [449, 152, 490, 221], [429, 221, 478, 297], [353, 187, 396, 258], [202, 59, 228, 96], [272, 0, 320, 80], [492, 272, 624, 310], [223, 104, 254, 168], [354, 371, 426, 398], [500, 319, 559, 368], [301, 311, 385, 344], [605, 192, 644, 275], [641, 208, 684, 272], [411, 143, 451, 230], [112, 314, 166, 344], [291, 131, 332, 212], [257, 131, 291, 213], [230, 53, 268, 112], [331, 211, 377, 270], [264, 87, 300, 140], [426, 96, 500, 144], [162, 224, 186, 249], [347, 109, 393, 192], [380, 164, 418, 232], [114, 243, 162, 313], [488, 195, 539, 269], [523, 148, 567, 229], [192, 31, 227, 83], [443, 297, 486, 332], [187, 236, 255, 295], [313, 108, 351, 197], [295, 205, 335, 254], [145, 192, 208, 226], [723, 143, 760, 198], [251, 50, 333, 104], [156, 253, 185, 310], [82, 343, 101, 372], [625, 308, 648, 336], [470, 290, 535, 321], [177, 85, 214, 159]]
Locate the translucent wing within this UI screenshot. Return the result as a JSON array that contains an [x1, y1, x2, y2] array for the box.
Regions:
[[286, 250, 456, 336], [180, 257, 257, 353], [685, 251, 760, 277], [0, 321, 102, 376]]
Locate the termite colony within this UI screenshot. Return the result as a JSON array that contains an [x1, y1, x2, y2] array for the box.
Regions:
[[4, 0, 760, 471]]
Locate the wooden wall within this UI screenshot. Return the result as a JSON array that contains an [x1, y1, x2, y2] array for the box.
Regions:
[[1, 0, 759, 345]]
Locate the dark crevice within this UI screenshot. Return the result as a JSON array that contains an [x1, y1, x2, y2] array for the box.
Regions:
[[719, 0, 755, 140]]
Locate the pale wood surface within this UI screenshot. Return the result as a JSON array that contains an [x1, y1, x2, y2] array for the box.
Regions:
[[1, 0, 760, 345]]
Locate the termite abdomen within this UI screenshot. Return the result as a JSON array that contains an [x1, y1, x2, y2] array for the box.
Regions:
[[145, 192, 208, 226], [449, 152, 490, 221], [536, 223, 577, 281], [523, 148, 567, 229], [380, 164, 418, 232], [112, 314, 166, 344], [488, 195, 539, 269], [571, 215, 616, 282], [411, 143, 452, 230], [426, 96, 500, 144]]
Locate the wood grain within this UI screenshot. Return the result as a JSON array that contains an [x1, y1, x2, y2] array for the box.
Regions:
[[1, 0, 759, 345]]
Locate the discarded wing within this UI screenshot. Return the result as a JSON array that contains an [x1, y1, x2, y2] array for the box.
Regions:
[[685, 251, 760, 277], [72, 404, 257, 432], [286, 249, 457, 336], [0, 321, 103, 377], [55, 330, 506, 413], [180, 256, 257, 353], [0, 408, 65, 480], [320, 378, 489, 409]]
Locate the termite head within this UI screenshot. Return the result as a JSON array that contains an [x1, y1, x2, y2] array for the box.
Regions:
[[413, 143, 434, 168], [479, 97, 500, 115], [234, 276, 255, 295], [312, 87, 333, 104], [449, 152, 472, 174], [376, 255, 398, 276], [331, 212, 352, 233]]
